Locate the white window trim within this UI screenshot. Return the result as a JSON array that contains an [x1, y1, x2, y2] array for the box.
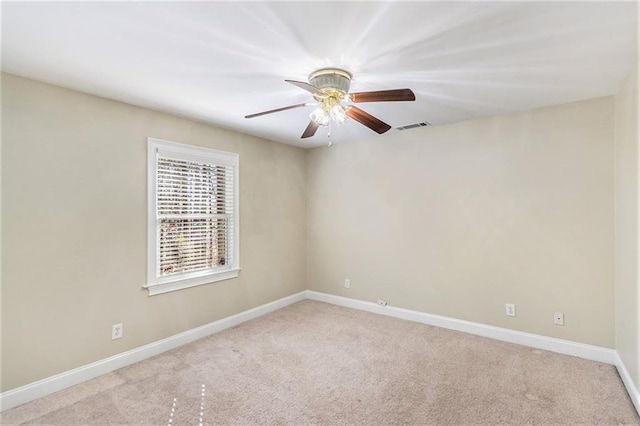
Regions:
[[145, 138, 240, 296]]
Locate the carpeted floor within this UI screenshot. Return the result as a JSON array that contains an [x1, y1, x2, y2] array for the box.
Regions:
[[2, 300, 639, 425]]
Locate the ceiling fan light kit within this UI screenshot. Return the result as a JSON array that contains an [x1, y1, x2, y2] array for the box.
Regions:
[[307, 68, 351, 129], [245, 67, 416, 140]]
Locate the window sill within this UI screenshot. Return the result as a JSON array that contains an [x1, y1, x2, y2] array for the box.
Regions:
[[144, 268, 241, 296]]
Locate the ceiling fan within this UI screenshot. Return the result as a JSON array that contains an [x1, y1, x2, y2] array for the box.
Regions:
[[245, 68, 416, 139]]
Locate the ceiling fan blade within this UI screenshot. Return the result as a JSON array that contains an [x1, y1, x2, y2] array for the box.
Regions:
[[301, 121, 319, 139], [285, 80, 322, 95], [245, 103, 308, 119], [346, 106, 392, 134], [349, 89, 416, 103]]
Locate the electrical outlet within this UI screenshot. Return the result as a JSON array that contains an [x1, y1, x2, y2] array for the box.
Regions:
[[112, 323, 123, 340], [377, 298, 388, 307], [554, 312, 564, 326], [505, 303, 516, 317], [344, 279, 350, 289]]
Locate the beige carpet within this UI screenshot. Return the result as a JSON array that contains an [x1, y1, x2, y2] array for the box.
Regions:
[[2, 300, 638, 425]]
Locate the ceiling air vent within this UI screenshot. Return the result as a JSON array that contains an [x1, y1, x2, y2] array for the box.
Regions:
[[396, 121, 431, 131]]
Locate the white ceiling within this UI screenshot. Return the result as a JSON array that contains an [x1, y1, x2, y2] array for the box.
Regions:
[[2, 1, 637, 148]]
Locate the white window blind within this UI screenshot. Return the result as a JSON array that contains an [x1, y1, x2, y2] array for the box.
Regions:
[[147, 138, 239, 296], [156, 157, 234, 276]]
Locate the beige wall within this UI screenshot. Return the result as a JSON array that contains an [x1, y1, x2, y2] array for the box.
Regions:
[[615, 62, 640, 389], [0, 73, 4, 396], [307, 97, 615, 348], [0, 72, 628, 394], [1, 73, 307, 391]]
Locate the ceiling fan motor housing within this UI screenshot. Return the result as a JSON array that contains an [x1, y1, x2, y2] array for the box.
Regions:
[[309, 68, 352, 94]]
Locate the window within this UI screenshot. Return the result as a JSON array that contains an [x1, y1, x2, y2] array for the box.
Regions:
[[146, 138, 239, 295]]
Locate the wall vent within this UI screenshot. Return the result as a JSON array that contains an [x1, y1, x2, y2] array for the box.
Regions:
[[396, 121, 432, 131]]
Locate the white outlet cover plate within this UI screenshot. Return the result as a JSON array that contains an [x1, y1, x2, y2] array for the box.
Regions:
[[506, 303, 516, 317], [112, 323, 123, 339], [554, 312, 564, 325]]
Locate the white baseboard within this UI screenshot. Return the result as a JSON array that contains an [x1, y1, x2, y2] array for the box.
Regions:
[[306, 290, 640, 416], [304, 291, 617, 365], [615, 352, 640, 415], [3, 289, 637, 417], [0, 291, 306, 412]]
